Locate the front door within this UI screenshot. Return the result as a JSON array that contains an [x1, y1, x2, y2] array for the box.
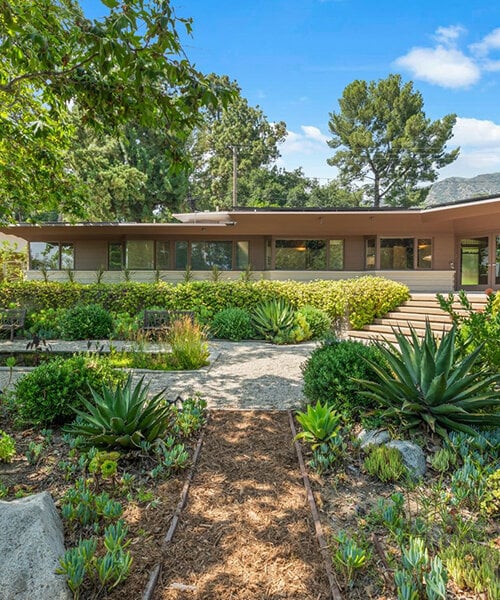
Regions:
[[459, 237, 489, 289]]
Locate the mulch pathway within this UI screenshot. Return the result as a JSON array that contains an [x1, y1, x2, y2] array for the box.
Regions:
[[153, 411, 330, 600]]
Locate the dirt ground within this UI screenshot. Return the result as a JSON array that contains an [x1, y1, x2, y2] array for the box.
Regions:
[[153, 411, 330, 600]]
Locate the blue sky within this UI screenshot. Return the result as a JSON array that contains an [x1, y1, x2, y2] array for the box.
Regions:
[[80, 0, 500, 182]]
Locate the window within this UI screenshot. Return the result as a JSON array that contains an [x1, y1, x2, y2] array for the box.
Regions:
[[275, 240, 327, 270], [175, 241, 188, 270], [126, 240, 154, 270], [417, 239, 432, 269], [365, 238, 376, 269], [379, 238, 433, 270], [191, 241, 233, 270], [236, 241, 249, 270], [156, 242, 170, 270], [29, 242, 74, 270], [108, 243, 123, 271], [380, 238, 414, 270], [329, 240, 344, 270]]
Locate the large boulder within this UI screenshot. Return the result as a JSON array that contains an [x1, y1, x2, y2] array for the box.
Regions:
[[386, 440, 427, 479], [0, 491, 70, 600], [358, 429, 391, 450]]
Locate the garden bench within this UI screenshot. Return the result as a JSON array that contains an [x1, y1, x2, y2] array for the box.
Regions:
[[0, 308, 26, 341], [142, 310, 195, 334]]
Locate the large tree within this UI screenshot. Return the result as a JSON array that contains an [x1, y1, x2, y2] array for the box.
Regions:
[[327, 74, 458, 207], [190, 77, 287, 210], [0, 0, 229, 222]]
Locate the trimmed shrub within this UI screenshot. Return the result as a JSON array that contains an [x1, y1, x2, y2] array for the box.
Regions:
[[26, 307, 66, 338], [14, 355, 126, 425], [210, 307, 255, 341], [297, 305, 332, 339], [0, 276, 409, 330], [302, 339, 382, 421], [59, 304, 114, 340]]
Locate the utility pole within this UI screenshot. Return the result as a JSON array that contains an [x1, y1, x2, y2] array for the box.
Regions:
[[232, 145, 237, 208]]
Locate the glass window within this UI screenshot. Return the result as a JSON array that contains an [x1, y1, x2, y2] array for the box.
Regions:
[[126, 241, 154, 270], [380, 238, 414, 270], [236, 241, 249, 269], [417, 239, 432, 269], [266, 239, 272, 269], [365, 238, 376, 269], [108, 242, 123, 271], [29, 242, 68, 270], [156, 242, 170, 270], [175, 241, 188, 270], [275, 240, 327, 270], [329, 240, 344, 270], [60, 244, 74, 270], [191, 241, 233, 270]]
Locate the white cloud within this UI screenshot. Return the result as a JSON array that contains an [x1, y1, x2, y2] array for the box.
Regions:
[[435, 25, 466, 46], [395, 46, 480, 88], [452, 117, 500, 147], [470, 27, 500, 57], [280, 125, 330, 155], [438, 117, 500, 179]]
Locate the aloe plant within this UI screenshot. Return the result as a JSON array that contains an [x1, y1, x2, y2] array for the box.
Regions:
[[66, 376, 174, 449], [357, 322, 500, 437], [252, 298, 296, 343], [295, 400, 342, 449]]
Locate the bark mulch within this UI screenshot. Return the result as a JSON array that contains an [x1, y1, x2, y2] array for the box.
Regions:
[[153, 410, 330, 600]]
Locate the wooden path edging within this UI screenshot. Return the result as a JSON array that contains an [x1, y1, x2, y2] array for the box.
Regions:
[[288, 410, 344, 600], [142, 424, 207, 600]]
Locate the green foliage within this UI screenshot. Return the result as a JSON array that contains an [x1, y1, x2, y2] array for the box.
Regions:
[[333, 531, 370, 585], [57, 521, 132, 596], [295, 401, 344, 474], [358, 322, 500, 437], [210, 307, 255, 341], [149, 436, 189, 479], [327, 74, 458, 207], [61, 477, 123, 526], [364, 445, 408, 483], [166, 317, 210, 370], [0, 0, 231, 222], [295, 401, 342, 449], [395, 537, 447, 600], [88, 451, 121, 481], [441, 541, 500, 599], [430, 447, 457, 473], [27, 307, 66, 338], [66, 376, 174, 449], [25, 441, 44, 466], [0, 430, 16, 463], [14, 355, 125, 426], [0, 277, 408, 331], [252, 298, 296, 343], [297, 305, 332, 339], [171, 395, 207, 438], [302, 340, 382, 421], [60, 303, 114, 340], [191, 77, 287, 210], [437, 290, 500, 373], [480, 469, 500, 517]]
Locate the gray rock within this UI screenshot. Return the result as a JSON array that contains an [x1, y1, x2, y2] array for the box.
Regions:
[[0, 491, 70, 600], [358, 429, 391, 450], [386, 440, 427, 479]]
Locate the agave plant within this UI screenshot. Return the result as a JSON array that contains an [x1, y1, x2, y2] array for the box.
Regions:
[[252, 298, 296, 343], [357, 322, 500, 437], [295, 400, 342, 449], [66, 376, 174, 449]]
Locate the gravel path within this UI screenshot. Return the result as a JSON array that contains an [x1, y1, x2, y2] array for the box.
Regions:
[[0, 340, 318, 410]]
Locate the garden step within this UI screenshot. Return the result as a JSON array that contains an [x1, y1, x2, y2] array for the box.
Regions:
[[382, 311, 452, 323], [372, 317, 452, 329]]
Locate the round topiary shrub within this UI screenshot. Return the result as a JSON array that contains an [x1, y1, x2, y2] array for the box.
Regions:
[[14, 355, 126, 425], [60, 304, 114, 340], [301, 339, 382, 421], [297, 305, 332, 339], [210, 308, 256, 341]]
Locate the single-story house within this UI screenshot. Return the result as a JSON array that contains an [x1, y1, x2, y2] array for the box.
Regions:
[[2, 195, 500, 292]]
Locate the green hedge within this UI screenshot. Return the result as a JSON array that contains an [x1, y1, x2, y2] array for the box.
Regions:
[[0, 276, 409, 329]]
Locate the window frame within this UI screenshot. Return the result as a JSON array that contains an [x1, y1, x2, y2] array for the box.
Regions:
[[271, 238, 344, 271], [29, 241, 74, 270]]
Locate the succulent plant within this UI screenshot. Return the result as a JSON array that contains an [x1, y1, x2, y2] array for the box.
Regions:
[[66, 376, 174, 449], [357, 322, 500, 437]]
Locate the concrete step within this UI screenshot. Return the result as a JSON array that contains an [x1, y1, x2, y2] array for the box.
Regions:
[[384, 310, 452, 322], [373, 317, 452, 329]]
